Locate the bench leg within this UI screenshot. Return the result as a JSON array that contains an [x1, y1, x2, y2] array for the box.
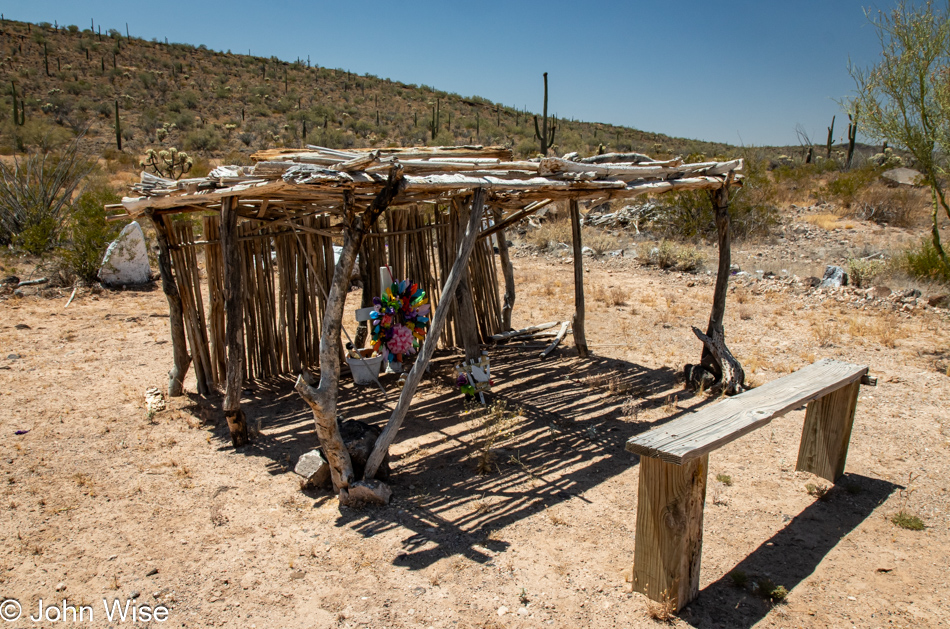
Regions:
[[633, 454, 708, 612], [796, 380, 861, 482]]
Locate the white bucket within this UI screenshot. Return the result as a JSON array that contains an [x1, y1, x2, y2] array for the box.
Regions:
[[347, 354, 384, 385]]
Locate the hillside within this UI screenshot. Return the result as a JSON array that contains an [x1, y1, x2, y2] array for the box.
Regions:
[[0, 18, 749, 167]]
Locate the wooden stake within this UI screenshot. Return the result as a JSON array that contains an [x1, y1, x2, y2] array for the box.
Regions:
[[569, 199, 588, 357], [149, 212, 191, 397], [221, 196, 250, 447], [455, 202, 481, 362], [796, 380, 861, 482], [494, 209, 516, 331], [633, 454, 708, 612], [364, 188, 486, 480]]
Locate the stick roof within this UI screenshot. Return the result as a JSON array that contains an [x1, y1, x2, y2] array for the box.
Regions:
[[116, 145, 742, 221]]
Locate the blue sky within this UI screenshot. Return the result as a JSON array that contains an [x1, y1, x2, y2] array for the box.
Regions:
[[2, 1, 891, 146]]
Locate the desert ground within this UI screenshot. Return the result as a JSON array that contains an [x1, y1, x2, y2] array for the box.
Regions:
[[1, 204, 949, 629]]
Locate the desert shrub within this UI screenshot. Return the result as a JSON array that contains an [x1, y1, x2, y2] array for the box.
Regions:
[[184, 128, 222, 153], [675, 245, 706, 271], [850, 185, 927, 227], [637, 240, 706, 272], [0, 138, 95, 253], [901, 238, 950, 284], [582, 227, 622, 254], [848, 258, 887, 288], [57, 180, 122, 282], [527, 218, 572, 250], [222, 150, 253, 166], [3, 118, 74, 153], [190, 156, 213, 178], [819, 164, 880, 208], [648, 155, 778, 241]]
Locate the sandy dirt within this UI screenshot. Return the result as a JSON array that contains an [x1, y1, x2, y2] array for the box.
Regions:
[[1, 215, 949, 628]]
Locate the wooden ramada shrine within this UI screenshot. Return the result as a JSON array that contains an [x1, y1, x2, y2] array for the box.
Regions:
[[115, 145, 748, 609]]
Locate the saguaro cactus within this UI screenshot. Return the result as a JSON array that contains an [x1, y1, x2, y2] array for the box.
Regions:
[[846, 106, 859, 169], [10, 81, 24, 126], [533, 72, 557, 156], [826, 115, 835, 159], [115, 100, 122, 150], [430, 98, 440, 140]]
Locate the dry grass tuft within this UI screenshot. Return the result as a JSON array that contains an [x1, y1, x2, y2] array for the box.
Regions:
[[473, 402, 521, 475], [646, 589, 677, 623], [804, 213, 856, 230], [813, 320, 837, 347], [583, 371, 633, 396]]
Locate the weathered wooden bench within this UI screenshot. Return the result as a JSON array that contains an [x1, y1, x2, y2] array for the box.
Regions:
[[625, 358, 876, 611]]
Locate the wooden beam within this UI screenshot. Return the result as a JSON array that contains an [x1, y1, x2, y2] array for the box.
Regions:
[[490, 321, 559, 341], [796, 380, 861, 482], [148, 212, 191, 397], [539, 319, 571, 358], [221, 196, 250, 447], [633, 454, 708, 612], [478, 199, 553, 241], [364, 188, 486, 480], [569, 200, 588, 358]]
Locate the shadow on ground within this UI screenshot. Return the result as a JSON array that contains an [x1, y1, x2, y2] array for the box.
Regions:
[[681, 473, 900, 629], [188, 344, 709, 569]]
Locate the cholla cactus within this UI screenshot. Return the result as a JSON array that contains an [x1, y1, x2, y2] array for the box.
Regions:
[[141, 147, 194, 180], [870, 147, 903, 169]]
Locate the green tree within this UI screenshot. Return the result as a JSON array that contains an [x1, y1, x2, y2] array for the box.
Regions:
[[849, 0, 950, 272]]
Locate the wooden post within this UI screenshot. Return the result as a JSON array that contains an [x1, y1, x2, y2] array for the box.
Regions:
[[633, 454, 708, 612], [364, 189, 486, 480], [690, 179, 745, 395], [296, 169, 402, 498], [221, 196, 250, 448], [703, 184, 731, 376], [796, 381, 861, 482], [569, 199, 588, 357], [149, 212, 191, 397], [456, 201, 481, 362], [493, 207, 516, 331]]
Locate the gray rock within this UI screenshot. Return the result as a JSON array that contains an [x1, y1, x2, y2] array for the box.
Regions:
[[348, 479, 392, 505], [294, 450, 330, 489], [881, 168, 923, 187], [900, 288, 922, 299], [819, 265, 849, 288], [928, 294, 949, 308], [7, 354, 19, 360], [99, 222, 152, 286]]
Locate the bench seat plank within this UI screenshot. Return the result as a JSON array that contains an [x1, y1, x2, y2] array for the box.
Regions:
[[626, 359, 868, 464]]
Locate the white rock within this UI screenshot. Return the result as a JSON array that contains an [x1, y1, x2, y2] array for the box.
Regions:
[[99, 222, 152, 286], [294, 450, 330, 489]]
